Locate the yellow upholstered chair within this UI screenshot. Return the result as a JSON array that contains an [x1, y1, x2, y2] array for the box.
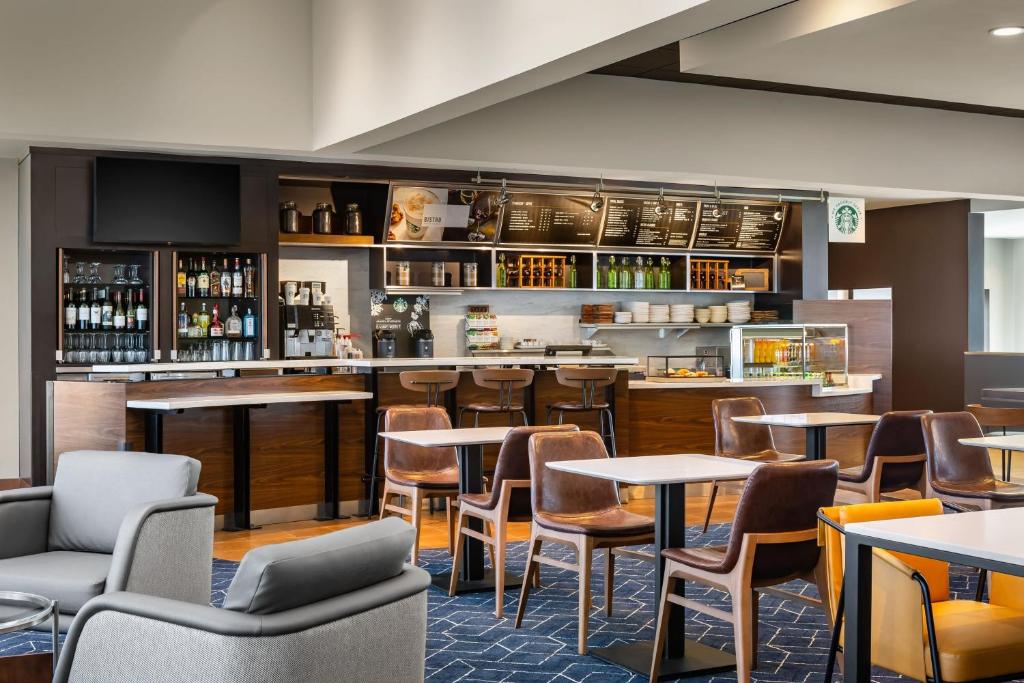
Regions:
[[818, 499, 1024, 682]]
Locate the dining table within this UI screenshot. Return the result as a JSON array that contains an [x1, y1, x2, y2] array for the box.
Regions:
[[731, 412, 880, 461], [546, 453, 761, 679]]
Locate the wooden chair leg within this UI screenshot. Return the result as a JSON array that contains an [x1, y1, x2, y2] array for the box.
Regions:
[[514, 531, 542, 628], [410, 489, 423, 565], [494, 518, 507, 618], [649, 573, 677, 682], [378, 482, 393, 521], [605, 548, 615, 616], [750, 590, 760, 669], [732, 585, 755, 682], [702, 483, 719, 533], [485, 521, 496, 569], [448, 507, 467, 597], [446, 497, 456, 556], [577, 536, 593, 655]]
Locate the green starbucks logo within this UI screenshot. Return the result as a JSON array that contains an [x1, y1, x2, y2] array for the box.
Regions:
[[832, 201, 860, 235]]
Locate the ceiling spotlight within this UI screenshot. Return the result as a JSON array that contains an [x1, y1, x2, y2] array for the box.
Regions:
[[990, 26, 1024, 37], [653, 188, 670, 217], [589, 178, 605, 212], [497, 178, 510, 206]]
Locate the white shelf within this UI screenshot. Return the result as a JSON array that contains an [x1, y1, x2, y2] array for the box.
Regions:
[[578, 321, 744, 340]]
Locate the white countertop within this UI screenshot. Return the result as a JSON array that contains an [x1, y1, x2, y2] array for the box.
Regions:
[[126, 390, 373, 411], [628, 373, 880, 397], [547, 453, 760, 486], [733, 412, 880, 428], [960, 435, 1024, 452], [378, 426, 512, 447], [344, 356, 638, 368], [845, 507, 1024, 568]]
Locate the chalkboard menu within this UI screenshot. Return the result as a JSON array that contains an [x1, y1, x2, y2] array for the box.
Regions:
[[692, 202, 785, 251], [599, 196, 699, 248], [498, 193, 602, 245]]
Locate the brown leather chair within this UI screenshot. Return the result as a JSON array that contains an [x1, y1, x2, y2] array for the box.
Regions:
[[459, 368, 533, 427], [514, 431, 654, 654], [650, 461, 838, 682], [921, 411, 1024, 510], [449, 423, 579, 617], [379, 406, 460, 564], [546, 367, 618, 456], [837, 410, 932, 502], [701, 397, 804, 532], [966, 404, 1024, 481]]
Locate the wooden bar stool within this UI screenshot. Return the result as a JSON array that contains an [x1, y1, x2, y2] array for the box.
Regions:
[[546, 367, 618, 456], [458, 368, 533, 427], [966, 404, 1024, 481], [368, 370, 460, 515]]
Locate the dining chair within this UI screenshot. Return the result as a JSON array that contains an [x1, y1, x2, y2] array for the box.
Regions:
[[448, 423, 578, 617], [966, 403, 1024, 481], [546, 367, 619, 456], [514, 431, 654, 654], [650, 460, 837, 682], [701, 397, 804, 532], [379, 406, 460, 564], [458, 368, 533, 427], [837, 410, 931, 502]]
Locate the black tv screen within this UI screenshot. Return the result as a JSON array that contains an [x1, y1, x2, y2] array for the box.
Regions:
[[94, 157, 241, 245]]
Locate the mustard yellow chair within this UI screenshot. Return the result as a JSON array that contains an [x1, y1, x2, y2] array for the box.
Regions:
[[818, 499, 1024, 682]]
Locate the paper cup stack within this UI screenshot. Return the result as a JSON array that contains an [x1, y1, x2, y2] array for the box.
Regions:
[[709, 305, 729, 323], [623, 301, 649, 323], [670, 304, 694, 323], [649, 304, 669, 323], [727, 300, 752, 323]]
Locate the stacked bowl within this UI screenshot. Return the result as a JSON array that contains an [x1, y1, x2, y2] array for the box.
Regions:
[[727, 300, 752, 323], [709, 305, 729, 324]]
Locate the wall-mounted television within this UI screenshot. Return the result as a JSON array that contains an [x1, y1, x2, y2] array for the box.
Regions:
[[93, 156, 241, 245]]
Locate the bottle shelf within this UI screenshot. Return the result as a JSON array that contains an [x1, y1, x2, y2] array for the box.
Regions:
[[178, 295, 258, 301], [66, 329, 151, 334]]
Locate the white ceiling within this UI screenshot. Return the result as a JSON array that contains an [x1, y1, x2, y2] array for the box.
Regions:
[[687, 0, 1024, 110]]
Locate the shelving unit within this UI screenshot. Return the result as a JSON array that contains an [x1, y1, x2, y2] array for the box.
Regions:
[[579, 321, 746, 340], [279, 233, 374, 248]]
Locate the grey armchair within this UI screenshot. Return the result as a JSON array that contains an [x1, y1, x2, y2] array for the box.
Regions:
[[0, 450, 216, 626], [53, 517, 430, 683]]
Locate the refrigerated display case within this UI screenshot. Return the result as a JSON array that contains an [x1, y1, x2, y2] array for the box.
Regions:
[[645, 354, 726, 382], [729, 324, 848, 386]]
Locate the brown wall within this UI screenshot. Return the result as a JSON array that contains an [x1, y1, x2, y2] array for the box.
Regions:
[[828, 200, 970, 411]]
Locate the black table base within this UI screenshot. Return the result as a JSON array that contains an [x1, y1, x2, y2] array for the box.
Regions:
[[592, 640, 735, 680], [431, 570, 524, 594], [806, 426, 827, 460]]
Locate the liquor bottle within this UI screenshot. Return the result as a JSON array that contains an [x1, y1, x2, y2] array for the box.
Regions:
[[63, 258, 70, 285], [243, 258, 256, 297], [64, 290, 77, 330], [633, 257, 645, 290], [645, 258, 655, 289], [101, 288, 114, 330], [606, 256, 617, 289], [231, 258, 243, 297], [226, 305, 242, 338], [113, 290, 126, 330], [197, 302, 211, 335], [220, 258, 231, 297], [125, 290, 136, 330], [209, 304, 224, 338], [242, 307, 256, 338], [209, 259, 221, 297], [197, 257, 210, 297], [189, 313, 201, 338], [496, 254, 507, 288], [177, 303, 189, 337], [89, 288, 101, 330], [136, 289, 148, 331], [176, 259, 187, 296], [77, 288, 89, 331], [567, 255, 577, 288], [186, 258, 197, 297]]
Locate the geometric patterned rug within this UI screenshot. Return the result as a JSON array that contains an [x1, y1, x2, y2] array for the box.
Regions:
[[0, 525, 986, 682]]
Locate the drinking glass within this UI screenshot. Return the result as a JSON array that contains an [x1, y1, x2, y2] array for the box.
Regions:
[[111, 334, 124, 363], [64, 333, 77, 364], [112, 264, 127, 285], [201, 342, 212, 362], [73, 262, 86, 285], [89, 262, 102, 284], [128, 264, 143, 286], [131, 334, 146, 363]]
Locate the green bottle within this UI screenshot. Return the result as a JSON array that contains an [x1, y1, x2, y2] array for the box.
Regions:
[[568, 255, 578, 288], [619, 256, 632, 289], [606, 256, 617, 289], [497, 253, 507, 288], [645, 257, 655, 289], [658, 257, 671, 289]]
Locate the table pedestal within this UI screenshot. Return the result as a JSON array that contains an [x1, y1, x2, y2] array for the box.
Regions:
[[806, 426, 827, 460]]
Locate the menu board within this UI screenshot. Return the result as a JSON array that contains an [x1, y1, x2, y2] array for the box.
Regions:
[[599, 196, 699, 248], [498, 193, 602, 245], [692, 202, 785, 251], [388, 186, 499, 243]]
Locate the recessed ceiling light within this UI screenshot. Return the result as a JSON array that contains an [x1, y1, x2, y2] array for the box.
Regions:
[[990, 26, 1024, 37]]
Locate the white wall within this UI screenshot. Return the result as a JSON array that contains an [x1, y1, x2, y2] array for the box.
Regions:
[[0, 159, 19, 479], [984, 238, 1013, 351]]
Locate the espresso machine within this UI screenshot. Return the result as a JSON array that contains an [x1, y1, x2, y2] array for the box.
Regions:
[[280, 280, 337, 358]]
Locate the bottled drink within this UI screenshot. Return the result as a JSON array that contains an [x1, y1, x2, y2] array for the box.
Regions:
[[64, 290, 77, 330], [645, 258, 655, 289], [243, 258, 256, 297], [125, 290, 136, 330], [226, 305, 242, 338], [176, 259, 186, 296], [113, 290, 126, 330], [243, 307, 256, 338], [567, 255, 578, 288], [197, 257, 210, 297], [232, 258, 243, 297], [220, 258, 231, 297], [77, 288, 89, 331], [189, 313, 201, 338], [633, 257, 645, 290], [619, 257, 632, 289], [209, 259, 221, 297], [209, 304, 224, 337], [177, 303, 189, 337], [186, 258, 197, 297], [197, 302, 211, 335], [101, 289, 114, 330], [136, 289, 148, 331], [606, 256, 617, 289], [496, 254, 507, 288], [90, 288, 102, 330]]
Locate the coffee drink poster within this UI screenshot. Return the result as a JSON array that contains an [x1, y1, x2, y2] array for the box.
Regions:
[[389, 185, 500, 243]]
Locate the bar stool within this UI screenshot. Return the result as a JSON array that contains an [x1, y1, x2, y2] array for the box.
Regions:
[[368, 370, 460, 515], [458, 369, 533, 427], [546, 367, 618, 456], [966, 404, 1024, 481]]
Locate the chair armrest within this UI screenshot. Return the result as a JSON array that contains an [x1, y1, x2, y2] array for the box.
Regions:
[[106, 493, 217, 601], [0, 486, 53, 560]]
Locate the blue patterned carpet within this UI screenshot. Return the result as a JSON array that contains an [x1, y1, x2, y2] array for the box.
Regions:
[[0, 526, 983, 682]]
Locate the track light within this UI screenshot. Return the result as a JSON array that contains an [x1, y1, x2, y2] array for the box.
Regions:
[[589, 178, 604, 212], [653, 188, 670, 217], [773, 195, 784, 221], [497, 178, 510, 206]]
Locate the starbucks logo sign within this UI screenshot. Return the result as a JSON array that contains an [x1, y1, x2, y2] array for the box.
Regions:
[[833, 203, 858, 234], [827, 197, 865, 243]]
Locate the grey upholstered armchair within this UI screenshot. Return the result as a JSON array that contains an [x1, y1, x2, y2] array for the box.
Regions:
[[53, 517, 430, 683], [0, 450, 216, 626]]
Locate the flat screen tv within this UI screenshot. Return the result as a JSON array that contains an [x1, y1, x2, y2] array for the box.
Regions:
[[93, 156, 241, 245]]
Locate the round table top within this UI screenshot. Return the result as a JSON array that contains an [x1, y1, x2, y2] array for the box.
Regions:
[[0, 591, 56, 635]]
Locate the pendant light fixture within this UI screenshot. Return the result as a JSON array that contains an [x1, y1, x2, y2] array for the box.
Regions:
[[589, 177, 605, 212], [653, 188, 670, 217]]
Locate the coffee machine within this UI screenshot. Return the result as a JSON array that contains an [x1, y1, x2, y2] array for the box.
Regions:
[[280, 279, 337, 358]]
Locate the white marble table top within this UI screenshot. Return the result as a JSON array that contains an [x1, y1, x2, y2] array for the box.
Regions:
[[960, 435, 1024, 452], [547, 453, 760, 486], [378, 426, 512, 447], [126, 390, 373, 411], [732, 412, 880, 428], [845, 507, 1024, 568]]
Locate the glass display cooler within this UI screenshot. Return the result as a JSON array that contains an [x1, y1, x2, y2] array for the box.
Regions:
[[645, 354, 726, 382], [729, 324, 848, 386]]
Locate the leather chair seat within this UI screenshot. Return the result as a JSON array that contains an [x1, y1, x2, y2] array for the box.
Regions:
[[459, 492, 532, 522], [662, 545, 729, 572], [534, 508, 654, 537], [385, 467, 459, 490], [930, 600, 1024, 682], [0, 551, 111, 613], [462, 402, 524, 413], [931, 478, 1024, 501], [740, 449, 803, 463], [549, 400, 610, 411]]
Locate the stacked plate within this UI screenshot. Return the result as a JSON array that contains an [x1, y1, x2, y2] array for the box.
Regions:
[[623, 301, 649, 323], [727, 300, 752, 323], [649, 304, 670, 323], [614, 311, 633, 324], [670, 304, 694, 323], [709, 305, 729, 323]]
